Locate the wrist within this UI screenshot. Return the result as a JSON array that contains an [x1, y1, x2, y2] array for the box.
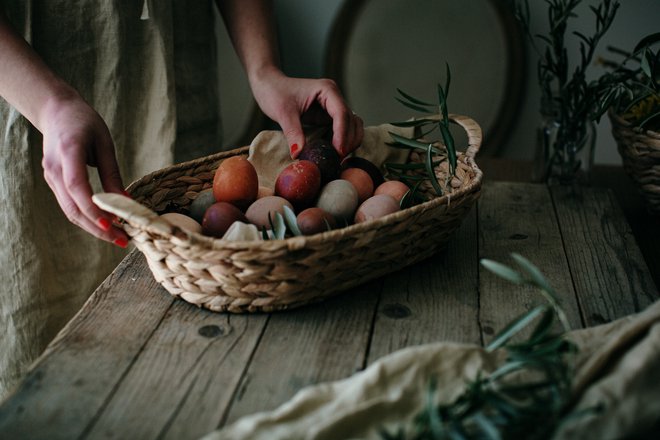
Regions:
[[34, 84, 81, 133]]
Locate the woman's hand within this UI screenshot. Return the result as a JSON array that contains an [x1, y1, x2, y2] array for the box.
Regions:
[[39, 94, 129, 247], [249, 67, 364, 159]]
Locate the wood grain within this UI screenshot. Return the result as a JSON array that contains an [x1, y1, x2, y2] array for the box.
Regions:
[[0, 251, 175, 440], [367, 207, 480, 365], [223, 283, 379, 425], [478, 181, 584, 343], [551, 185, 659, 325]]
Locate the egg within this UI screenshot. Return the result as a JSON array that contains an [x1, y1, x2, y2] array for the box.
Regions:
[[340, 168, 374, 204], [257, 185, 275, 199], [188, 189, 216, 223], [274, 160, 322, 210], [298, 138, 342, 184], [160, 212, 202, 234], [202, 202, 248, 238], [213, 156, 259, 210], [245, 196, 294, 229], [341, 156, 385, 188], [354, 194, 400, 223], [296, 207, 336, 235], [316, 179, 359, 223], [374, 180, 410, 203]]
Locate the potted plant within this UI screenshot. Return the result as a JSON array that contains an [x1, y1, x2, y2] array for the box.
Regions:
[[599, 33, 660, 214], [511, 0, 621, 185]]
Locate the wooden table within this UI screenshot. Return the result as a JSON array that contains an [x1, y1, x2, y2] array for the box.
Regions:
[[1, 180, 658, 439]]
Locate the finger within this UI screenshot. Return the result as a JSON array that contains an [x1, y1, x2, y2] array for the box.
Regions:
[[94, 132, 125, 194], [277, 111, 306, 159], [329, 107, 352, 159], [345, 114, 364, 156]]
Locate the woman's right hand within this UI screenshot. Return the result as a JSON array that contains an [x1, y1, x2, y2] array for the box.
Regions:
[[39, 93, 129, 247]]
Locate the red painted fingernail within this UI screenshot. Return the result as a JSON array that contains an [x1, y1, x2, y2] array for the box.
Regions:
[[98, 218, 111, 231], [113, 237, 129, 248], [290, 143, 300, 158], [122, 190, 132, 199]]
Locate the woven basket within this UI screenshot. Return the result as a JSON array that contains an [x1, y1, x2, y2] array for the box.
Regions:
[[609, 111, 660, 215], [93, 114, 483, 313]]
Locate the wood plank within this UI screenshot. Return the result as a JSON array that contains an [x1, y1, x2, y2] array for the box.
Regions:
[[0, 251, 175, 440], [367, 207, 480, 364], [223, 283, 380, 425], [550, 185, 659, 325], [84, 301, 268, 440], [478, 181, 584, 343]]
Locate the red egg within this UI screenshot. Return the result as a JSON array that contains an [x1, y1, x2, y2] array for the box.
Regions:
[[296, 207, 336, 235], [202, 202, 248, 238], [274, 160, 322, 210], [213, 156, 259, 210], [298, 138, 342, 184], [340, 168, 374, 204], [374, 180, 410, 203]]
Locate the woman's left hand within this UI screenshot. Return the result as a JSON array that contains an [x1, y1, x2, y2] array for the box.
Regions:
[[249, 67, 364, 159]]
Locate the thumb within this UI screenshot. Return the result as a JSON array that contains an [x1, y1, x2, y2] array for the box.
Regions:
[[278, 113, 306, 159]]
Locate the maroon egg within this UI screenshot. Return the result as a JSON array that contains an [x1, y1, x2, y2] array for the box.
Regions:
[[202, 202, 247, 238], [296, 207, 337, 235], [341, 156, 385, 188], [298, 138, 342, 185], [274, 160, 322, 210]]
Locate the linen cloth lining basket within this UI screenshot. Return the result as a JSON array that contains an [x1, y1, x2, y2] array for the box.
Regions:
[[609, 111, 660, 215], [93, 114, 483, 313]]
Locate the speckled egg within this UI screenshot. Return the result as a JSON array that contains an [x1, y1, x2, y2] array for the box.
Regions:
[[374, 180, 410, 203], [316, 179, 359, 223], [340, 168, 374, 204], [245, 196, 294, 229], [354, 194, 400, 223], [274, 160, 322, 210], [160, 212, 202, 234], [296, 207, 336, 235]]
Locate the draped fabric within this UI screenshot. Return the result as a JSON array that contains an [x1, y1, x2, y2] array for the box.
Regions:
[[0, 0, 221, 399]]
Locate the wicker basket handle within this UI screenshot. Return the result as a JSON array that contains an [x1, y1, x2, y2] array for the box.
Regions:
[[92, 193, 173, 236], [449, 113, 482, 160]]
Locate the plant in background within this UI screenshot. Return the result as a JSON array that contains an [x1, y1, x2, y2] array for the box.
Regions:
[[511, 0, 620, 184], [597, 32, 660, 131]]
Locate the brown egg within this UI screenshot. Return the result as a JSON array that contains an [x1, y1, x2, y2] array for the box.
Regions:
[[298, 138, 342, 184], [245, 196, 294, 229], [340, 168, 374, 204], [202, 202, 248, 238], [374, 180, 410, 203], [274, 160, 322, 210], [257, 185, 275, 199], [160, 212, 202, 234], [341, 156, 385, 187], [354, 194, 400, 223], [188, 189, 216, 223], [316, 179, 359, 223], [296, 207, 336, 235], [212, 156, 259, 210]]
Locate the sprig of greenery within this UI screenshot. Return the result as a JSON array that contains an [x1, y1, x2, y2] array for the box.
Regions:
[[260, 206, 303, 240], [381, 254, 586, 439], [385, 65, 457, 202]]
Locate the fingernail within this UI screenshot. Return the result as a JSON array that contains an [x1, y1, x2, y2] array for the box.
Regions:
[[122, 190, 132, 199], [290, 143, 300, 158], [98, 218, 111, 231], [113, 237, 129, 248]]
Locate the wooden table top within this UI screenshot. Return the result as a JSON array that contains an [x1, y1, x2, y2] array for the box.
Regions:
[[1, 179, 658, 440]]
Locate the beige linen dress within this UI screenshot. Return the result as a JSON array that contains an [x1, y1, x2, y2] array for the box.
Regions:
[[0, 0, 221, 399]]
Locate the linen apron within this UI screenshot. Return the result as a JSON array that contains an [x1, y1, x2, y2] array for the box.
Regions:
[[0, 0, 221, 399]]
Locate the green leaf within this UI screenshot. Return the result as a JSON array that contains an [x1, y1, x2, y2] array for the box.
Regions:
[[511, 253, 555, 296], [633, 32, 660, 54], [437, 84, 449, 124], [440, 123, 457, 176], [396, 88, 434, 107], [487, 305, 548, 352], [389, 118, 436, 128], [444, 63, 452, 103], [480, 259, 525, 285], [425, 142, 444, 196], [395, 97, 433, 114], [261, 226, 269, 240], [282, 205, 302, 236], [473, 412, 502, 440], [388, 131, 434, 151]]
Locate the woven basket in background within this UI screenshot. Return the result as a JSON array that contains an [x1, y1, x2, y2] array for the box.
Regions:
[[609, 111, 660, 215], [93, 114, 483, 313]]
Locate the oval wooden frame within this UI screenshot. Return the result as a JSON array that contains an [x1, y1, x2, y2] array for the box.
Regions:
[[325, 0, 527, 156]]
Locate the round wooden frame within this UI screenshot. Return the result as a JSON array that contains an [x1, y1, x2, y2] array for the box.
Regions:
[[325, 0, 527, 156]]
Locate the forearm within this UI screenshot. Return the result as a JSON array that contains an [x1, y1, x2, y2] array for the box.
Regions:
[[0, 10, 78, 132], [215, 0, 282, 86]]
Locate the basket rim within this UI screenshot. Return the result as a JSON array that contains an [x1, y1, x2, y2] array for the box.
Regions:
[[608, 108, 660, 138]]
